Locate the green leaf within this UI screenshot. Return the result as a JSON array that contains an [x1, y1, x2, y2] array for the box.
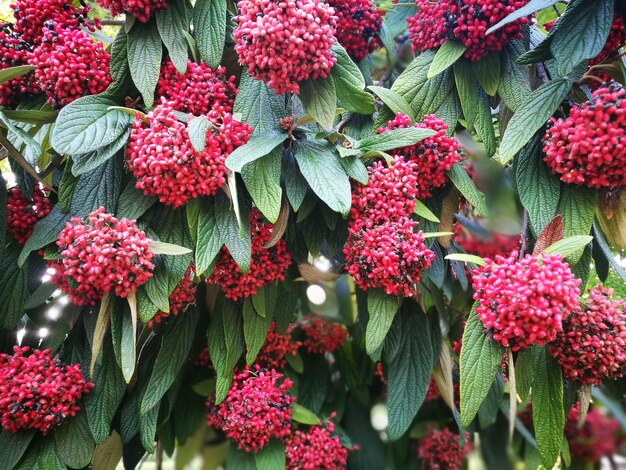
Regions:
[[445, 253, 487, 266], [241, 148, 283, 223], [121, 297, 137, 383], [116, 181, 157, 220], [299, 77, 337, 130], [2, 109, 57, 125], [515, 346, 538, 401], [366, 290, 401, 356], [255, 439, 285, 470], [414, 200, 440, 223], [543, 235, 593, 261], [195, 197, 222, 275], [226, 131, 286, 172], [193, 0, 227, 68], [557, 184, 597, 237], [0, 245, 27, 329], [51, 94, 133, 156], [141, 307, 199, 413], [54, 410, 95, 469], [354, 128, 435, 152], [532, 346, 564, 470], [487, 0, 560, 34], [550, 0, 614, 77], [338, 155, 368, 184], [234, 71, 286, 134], [472, 52, 501, 96], [329, 43, 375, 114], [19, 205, 70, 266], [109, 29, 130, 95], [156, 0, 188, 74], [215, 191, 251, 273], [516, 135, 560, 236], [149, 240, 193, 255], [24, 282, 57, 310], [385, 302, 439, 440], [499, 78, 572, 162], [243, 298, 272, 365], [70, 156, 122, 216], [15, 437, 64, 470], [283, 157, 308, 212], [294, 140, 351, 216], [499, 41, 532, 112], [447, 163, 489, 216], [223, 300, 244, 377], [71, 129, 130, 176], [187, 115, 211, 152], [0, 65, 35, 85], [127, 20, 162, 109], [192, 379, 216, 396], [367, 86, 414, 120], [460, 304, 505, 428], [428, 40, 467, 78], [0, 430, 35, 470], [291, 403, 321, 425]]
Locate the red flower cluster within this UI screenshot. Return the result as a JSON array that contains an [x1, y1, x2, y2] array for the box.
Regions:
[[233, 0, 337, 94], [345, 156, 434, 297], [299, 317, 348, 354], [453, 217, 520, 260], [207, 210, 292, 300], [327, 0, 381, 61], [565, 406, 620, 463], [377, 113, 461, 199], [48, 258, 102, 306], [126, 100, 252, 207], [207, 366, 294, 453], [285, 416, 349, 469], [0, 346, 93, 434], [29, 24, 111, 108], [472, 252, 581, 351], [7, 186, 51, 244], [156, 59, 238, 117], [550, 285, 626, 385], [0, 23, 39, 106], [96, 0, 166, 23], [54, 207, 154, 300], [255, 323, 300, 369], [415, 427, 471, 470], [148, 265, 196, 328], [10, 0, 95, 43], [408, 0, 530, 61], [543, 84, 626, 189]]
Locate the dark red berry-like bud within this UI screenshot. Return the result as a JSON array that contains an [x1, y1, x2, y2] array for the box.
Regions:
[[96, 0, 166, 23], [414, 427, 472, 470], [7, 185, 51, 244], [255, 322, 301, 369], [327, 0, 381, 61], [565, 406, 620, 463], [0, 24, 39, 106], [285, 415, 350, 469], [299, 317, 348, 354]]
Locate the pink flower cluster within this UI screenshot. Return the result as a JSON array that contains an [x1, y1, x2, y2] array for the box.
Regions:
[[285, 417, 349, 469], [327, 0, 381, 61], [148, 265, 197, 328], [550, 285, 626, 385], [472, 252, 581, 351], [207, 366, 294, 453], [565, 406, 620, 463], [377, 113, 461, 199], [255, 323, 300, 369], [0, 346, 93, 434], [299, 317, 348, 354], [156, 59, 238, 117], [207, 210, 292, 300], [53, 207, 154, 301], [543, 84, 626, 189], [344, 156, 434, 297], [96, 0, 166, 23], [7, 186, 51, 244], [415, 427, 472, 470], [0, 23, 39, 106], [233, 0, 337, 94], [126, 100, 252, 207], [408, 0, 530, 61], [28, 24, 111, 108]]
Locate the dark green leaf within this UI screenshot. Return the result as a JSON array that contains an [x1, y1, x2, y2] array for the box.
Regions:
[[0, 245, 27, 329], [24, 282, 57, 310], [195, 197, 222, 275], [447, 164, 488, 216], [116, 181, 157, 220], [499, 41, 532, 112], [215, 191, 251, 273], [234, 71, 287, 134], [193, 0, 227, 68], [338, 155, 368, 185], [472, 52, 501, 96], [255, 439, 285, 470], [428, 40, 467, 78], [477, 373, 505, 429], [367, 86, 414, 119], [329, 43, 375, 114], [71, 130, 129, 176], [243, 298, 272, 364], [223, 300, 244, 378], [109, 29, 130, 94], [0, 65, 35, 84], [354, 128, 435, 152], [156, 0, 188, 74], [226, 131, 286, 172], [515, 346, 539, 401], [241, 148, 283, 223], [58, 161, 77, 212], [70, 156, 122, 216], [54, 410, 95, 469], [19, 205, 70, 266], [557, 183, 597, 237], [127, 20, 162, 109], [0, 430, 35, 470], [299, 77, 337, 130], [283, 157, 308, 212], [366, 290, 401, 356], [2, 109, 57, 125], [487, 0, 560, 34]]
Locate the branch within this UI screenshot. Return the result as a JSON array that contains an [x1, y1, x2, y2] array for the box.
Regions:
[[0, 133, 57, 193]]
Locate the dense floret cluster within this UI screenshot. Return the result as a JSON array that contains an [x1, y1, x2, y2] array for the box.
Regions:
[[148, 265, 196, 327], [255, 323, 300, 369], [7, 186, 51, 244], [543, 84, 626, 189], [0, 347, 93, 434], [285, 415, 349, 469], [327, 0, 381, 61], [29, 24, 111, 108], [54, 207, 154, 300], [453, 214, 520, 260], [345, 156, 434, 296], [299, 317, 348, 354], [415, 427, 471, 470], [407, 0, 530, 61], [156, 59, 238, 117], [126, 100, 252, 207], [0, 23, 38, 106], [95, 0, 167, 23], [47, 258, 102, 306], [565, 406, 620, 462], [206, 366, 294, 453], [207, 210, 292, 300], [550, 285, 626, 385], [377, 114, 461, 199], [233, 0, 337, 94], [472, 252, 581, 351]]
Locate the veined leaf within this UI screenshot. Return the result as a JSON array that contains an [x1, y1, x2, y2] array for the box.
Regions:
[[366, 290, 401, 356], [149, 240, 193, 255], [126, 21, 162, 109], [543, 235, 593, 261], [291, 403, 321, 425], [368, 86, 414, 120], [193, 0, 227, 68], [445, 253, 487, 266], [354, 128, 435, 152], [447, 164, 489, 216], [299, 77, 337, 130], [226, 131, 286, 172], [428, 40, 467, 78], [0, 65, 35, 85]]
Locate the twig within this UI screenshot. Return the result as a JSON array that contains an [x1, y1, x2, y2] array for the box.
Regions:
[[518, 210, 529, 260], [0, 133, 57, 193], [335, 113, 354, 133]]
